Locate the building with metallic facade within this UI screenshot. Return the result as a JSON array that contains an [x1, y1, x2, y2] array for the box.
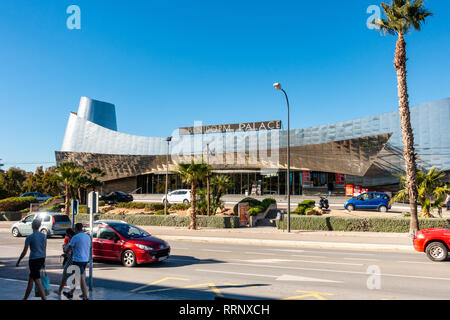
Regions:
[[56, 97, 450, 195]]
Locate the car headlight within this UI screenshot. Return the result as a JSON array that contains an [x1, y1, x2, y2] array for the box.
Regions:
[[136, 244, 154, 250], [417, 234, 425, 239]]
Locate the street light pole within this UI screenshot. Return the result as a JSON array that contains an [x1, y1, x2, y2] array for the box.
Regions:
[[164, 136, 172, 215], [206, 143, 210, 216], [273, 82, 291, 233]]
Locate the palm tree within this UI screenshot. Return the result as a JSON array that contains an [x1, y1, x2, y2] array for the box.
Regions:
[[173, 161, 211, 229], [56, 162, 82, 216], [211, 175, 232, 205], [372, 0, 432, 233], [393, 167, 450, 218]]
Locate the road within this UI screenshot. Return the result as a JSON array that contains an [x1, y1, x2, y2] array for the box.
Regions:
[[1, 232, 449, 300]]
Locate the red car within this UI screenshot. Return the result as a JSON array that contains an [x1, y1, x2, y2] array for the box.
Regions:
[[413, 228, 450, 261], [85, 221, 170, 267]]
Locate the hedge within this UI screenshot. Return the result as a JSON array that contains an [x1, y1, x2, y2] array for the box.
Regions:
[[276, 215, 450, 233], [75, 214, 241, 228], [115, 202, 166, 211], [292, 200, 316, 215], [0, 197, 38, 212]]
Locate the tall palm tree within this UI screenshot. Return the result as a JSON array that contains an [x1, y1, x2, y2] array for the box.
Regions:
[[393, 167, 449, 218], [373, 0, 432, 233], [56, 162, 81, 216], [173, 161, 211, 229]]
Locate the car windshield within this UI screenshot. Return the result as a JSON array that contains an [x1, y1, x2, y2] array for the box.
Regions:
[[111, 224, 149, 238]]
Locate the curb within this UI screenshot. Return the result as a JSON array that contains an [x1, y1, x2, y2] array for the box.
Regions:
[[160, 235, 415, 252]]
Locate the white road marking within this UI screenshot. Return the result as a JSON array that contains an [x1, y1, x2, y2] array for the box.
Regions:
[[238, 258, 361, 266], [292, 255, 326, 259], [244, 252, 274, 255], [343, 258, 379, 262], [201, 249, 232, 253], [243, 259, 292, 264], [398, 260, 436, 265], [223, 262, 450, 282], [195, 269, 342, 283], [264, 249, 305, 253]]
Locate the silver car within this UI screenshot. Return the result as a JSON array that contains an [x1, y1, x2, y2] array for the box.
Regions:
[[11, 212, 72, 238]]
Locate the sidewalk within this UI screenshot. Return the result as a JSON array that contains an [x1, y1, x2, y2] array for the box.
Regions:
[[0, 221, 414, 252], [137, 225, 414, 252], [0, 277, 162, 300]]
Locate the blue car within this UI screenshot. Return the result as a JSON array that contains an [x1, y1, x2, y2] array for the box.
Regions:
[[344, 192, 392, 212], [20, 192, 52, 202]]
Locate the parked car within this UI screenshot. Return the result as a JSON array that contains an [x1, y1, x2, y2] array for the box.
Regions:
[[161, 189, 192, 204], [11, 212, 71, 238], [99, 191, 133, 204], [413, 228, 450, 261], [344, 192, 392, 212], [83, 220, 170, 267], [20, 192, 52, 202]]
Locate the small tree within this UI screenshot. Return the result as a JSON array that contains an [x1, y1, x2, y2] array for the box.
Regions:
[[393, 168, 450, 218], [56, 162, 82, 216], [173, 161, 210, 229]]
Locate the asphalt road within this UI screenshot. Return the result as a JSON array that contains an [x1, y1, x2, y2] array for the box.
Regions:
[[1, 232, 449, 300]]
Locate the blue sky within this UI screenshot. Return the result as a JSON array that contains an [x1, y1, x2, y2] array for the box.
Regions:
[[0, 0, 449, 172]]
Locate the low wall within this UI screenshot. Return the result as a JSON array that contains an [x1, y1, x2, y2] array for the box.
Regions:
[[0, 211, 26, 221]]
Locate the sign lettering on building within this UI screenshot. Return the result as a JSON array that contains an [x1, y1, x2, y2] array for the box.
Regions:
[[179, 120, 282, 135]]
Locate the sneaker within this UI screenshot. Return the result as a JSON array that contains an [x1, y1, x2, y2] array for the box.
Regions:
[[62, 291, 73, 300]]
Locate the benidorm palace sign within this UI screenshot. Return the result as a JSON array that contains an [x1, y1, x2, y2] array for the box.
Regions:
[[179, 120, 282, 135]]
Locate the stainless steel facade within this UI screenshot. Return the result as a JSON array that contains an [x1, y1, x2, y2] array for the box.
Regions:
[[57, 97, 450, 191]]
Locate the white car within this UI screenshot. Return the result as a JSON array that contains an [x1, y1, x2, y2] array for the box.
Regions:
[[161, 189, 192, 204]]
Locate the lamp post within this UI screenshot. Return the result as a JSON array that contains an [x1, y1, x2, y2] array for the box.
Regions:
[[273, 82, 291, 233], [164, 136, 172, 215]]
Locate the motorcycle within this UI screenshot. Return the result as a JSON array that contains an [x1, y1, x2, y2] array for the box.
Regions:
[[319, 196, 329, 210]]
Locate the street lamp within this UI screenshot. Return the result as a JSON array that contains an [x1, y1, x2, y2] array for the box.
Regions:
[[273, 82, 291, 233], [164, 136, 172, 215]]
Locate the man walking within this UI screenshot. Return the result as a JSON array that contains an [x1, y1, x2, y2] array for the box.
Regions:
[[446, 193, 450, 211], [16, 218, 47, 300], [64, 223, 91, 300]]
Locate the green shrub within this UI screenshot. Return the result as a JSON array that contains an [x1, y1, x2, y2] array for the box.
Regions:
[[74, 213, 240, 228], [41, 196, 62, 207], [146, 203, 165, 211], [169, 203, 191, 210], [79, 205, 87, 214], [261, 198, 276, 210], [248, 207, 262, 216], [292, 200, 315, 215], [299, 200, 315, 208], [233, 197, 262, 215], [115, 202, 146, 209], [154, 209, 165, 215], [99, 200, 106, 206], [0, 197, 38, 212], [276, 216, 450, 233]]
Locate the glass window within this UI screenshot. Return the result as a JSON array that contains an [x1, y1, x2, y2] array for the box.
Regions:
[[98, 227, 118, 240], [24, 215, 34, 223], [43, 215, 51, 222], [111, 224, 149, 239]]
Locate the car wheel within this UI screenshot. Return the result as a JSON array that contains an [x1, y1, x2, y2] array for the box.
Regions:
[[426, 242, 448, 262], [11, 227, 20, 237], [40, 229, 48, 237], [122, 250, 137, 267], [346, 204, 354, 211], [378, 205, 388, 213], [183, 199, 190, 204]]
